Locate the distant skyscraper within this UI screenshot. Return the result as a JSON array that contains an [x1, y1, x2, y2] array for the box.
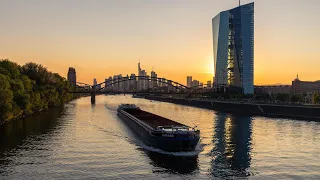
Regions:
[[167, 80, 173, 91], [112, 74, 123, 92], [207, 81, 212, 88], [151, 71, 158, 88], [67, 67, 76, 86], [138, 61, 148, 91], [105, 77, 113, 91], [192, 80, 199, 88], [93, 78, 98, 90], [118, 74, 123, 91], [124, 75, 130, 92], [129, 74, 137, 91], [161, 78, 167, 87], [212, 2, 254, 94], [187, 76, 192, 88]]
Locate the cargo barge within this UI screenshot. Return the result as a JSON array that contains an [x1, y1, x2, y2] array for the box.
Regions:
[[117, 104, 200, 152]]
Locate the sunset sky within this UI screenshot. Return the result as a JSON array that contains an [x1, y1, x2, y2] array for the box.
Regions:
[[1, 0, 319, 85]]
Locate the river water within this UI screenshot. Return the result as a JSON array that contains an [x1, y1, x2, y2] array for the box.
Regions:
[[0, 95, 319, 179]]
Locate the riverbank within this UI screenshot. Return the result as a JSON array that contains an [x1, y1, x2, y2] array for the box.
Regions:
[[145, 96, 320, 121], [0, 59, 81, 125], [0, 95, 84, 126]]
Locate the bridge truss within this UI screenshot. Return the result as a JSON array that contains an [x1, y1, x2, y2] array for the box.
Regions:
[[68, 76, 213, 104]]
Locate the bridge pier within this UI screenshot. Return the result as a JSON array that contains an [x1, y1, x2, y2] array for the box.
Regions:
[[91, 92, 96, 104]]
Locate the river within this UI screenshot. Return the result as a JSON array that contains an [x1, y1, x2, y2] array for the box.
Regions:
[[0, 95, 319, 179]]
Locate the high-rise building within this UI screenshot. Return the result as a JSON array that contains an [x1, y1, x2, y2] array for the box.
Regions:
[[187, 76, 192, 88], [162, 78, 167, 87], [140, 70, 147, 91], [167, 80, 173, 91], [207, 81, 212, 88], [118, 74, 123, 91], [212, 2, 254, 94], [105, 77, 113, 91], [123, 75, 130, 92], [145, 75, 150, 89], [93, 78, 98, 90], [113, 75, 122, 92], [67, 67, 76, 86], [129, 74, 136, 91], [199, 82, 204, 88], [138, 61, 148, 91], [151, 71, 158, 88], [192, 80, 199, 88]]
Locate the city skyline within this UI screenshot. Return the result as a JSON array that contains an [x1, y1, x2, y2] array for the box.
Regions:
[[1, 0, 320, 85]]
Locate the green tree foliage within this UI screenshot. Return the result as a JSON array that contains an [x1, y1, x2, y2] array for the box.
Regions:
[[275, 93, 290, 102], [0, 59, 77, 124], [313, 93, 320, 104], [290, 94, 303, 103]]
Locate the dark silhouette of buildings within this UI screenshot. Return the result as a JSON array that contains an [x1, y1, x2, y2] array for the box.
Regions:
[[292, 75, 320, 95], [67, 67, 76, 86]]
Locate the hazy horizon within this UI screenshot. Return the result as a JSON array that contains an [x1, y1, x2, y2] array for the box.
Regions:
[[1, 0, 319, 85]]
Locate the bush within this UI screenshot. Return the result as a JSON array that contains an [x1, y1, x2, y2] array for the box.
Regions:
[[0, 59, 77, 124]]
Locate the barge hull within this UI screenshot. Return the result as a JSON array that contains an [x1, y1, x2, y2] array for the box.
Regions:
[[117, 110, 199, 152]]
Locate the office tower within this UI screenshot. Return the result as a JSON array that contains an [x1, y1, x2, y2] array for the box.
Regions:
[[162, 78, 167, 87], [105, 77, 113, 91], [67, 67, 76, 86], [187, 76, 192, 88], [118, 74, 123, 92], [145, 75, 150, 89], [138, 61, 148, 91], [93, 78, 97, 90], [212, 2, 254, 94], [207, 81, 212, 88], [167, 80, 173, 91], [123, 75, 130, 92], [199, 82, 204, 88], [113, 75, 122, 92], [151, 71, 158, 88], [192, 80, 199, 88], [129, 74, 136, 91]]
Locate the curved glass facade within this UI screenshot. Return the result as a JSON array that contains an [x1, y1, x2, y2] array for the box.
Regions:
[[212, 2, 254, 94]]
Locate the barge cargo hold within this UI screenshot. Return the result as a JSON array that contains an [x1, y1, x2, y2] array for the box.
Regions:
[[117, 104, 200, 152]]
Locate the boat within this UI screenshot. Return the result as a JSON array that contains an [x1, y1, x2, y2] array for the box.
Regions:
[[117, 104, 200, 152]]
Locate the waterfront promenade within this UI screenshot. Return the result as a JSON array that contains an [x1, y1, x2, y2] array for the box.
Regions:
[[145, 96, 320, 121]]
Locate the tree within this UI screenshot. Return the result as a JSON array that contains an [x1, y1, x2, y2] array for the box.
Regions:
[[0, 59, 79, 124], [275, 93, 290, 102], [313, 93, 320, 104], [290, 94, 303, 103], [0, 74, 14, 123]]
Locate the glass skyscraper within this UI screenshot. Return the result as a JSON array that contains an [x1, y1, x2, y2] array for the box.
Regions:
[[212, 2, 254, 94]]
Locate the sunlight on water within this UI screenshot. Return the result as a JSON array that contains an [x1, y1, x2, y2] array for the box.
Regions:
[[0, 95, 319, 179]]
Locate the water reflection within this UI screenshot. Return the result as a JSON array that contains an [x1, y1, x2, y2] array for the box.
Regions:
[[0, 107, 65, 153], [210, 112, 252, 178], [146, 151, 198, 174]]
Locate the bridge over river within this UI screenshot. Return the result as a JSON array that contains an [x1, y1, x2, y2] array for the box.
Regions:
[[70, 75, 212, 104]]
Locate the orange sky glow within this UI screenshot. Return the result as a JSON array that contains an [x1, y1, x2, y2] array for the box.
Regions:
[[0, 0, 319, 85]]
